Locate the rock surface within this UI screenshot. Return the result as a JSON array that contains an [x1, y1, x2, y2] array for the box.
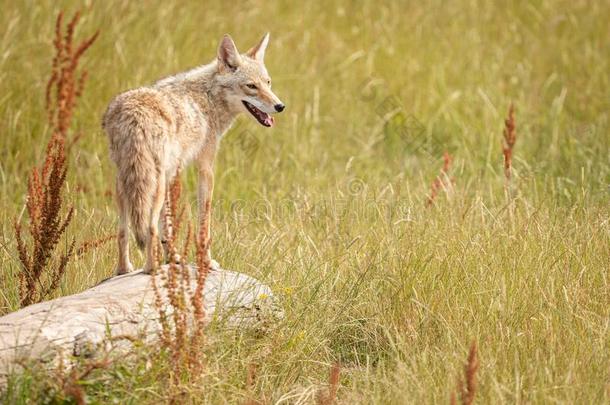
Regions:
[[0, 266, 281, 376]]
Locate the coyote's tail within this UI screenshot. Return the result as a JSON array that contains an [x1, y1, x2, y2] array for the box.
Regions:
[[110, 120, 157, 250]]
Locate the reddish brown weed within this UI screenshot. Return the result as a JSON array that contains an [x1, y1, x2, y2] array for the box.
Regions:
[[150, 173, 211, 392], [451, 341, 480, 405], [426, 151, 454, 207], [14, 12, 98, 307], [317, 363, 341, 405], [502, 104, 517, 182]]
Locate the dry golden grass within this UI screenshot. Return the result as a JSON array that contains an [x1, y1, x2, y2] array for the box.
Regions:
[[0, 1, 608, 403]]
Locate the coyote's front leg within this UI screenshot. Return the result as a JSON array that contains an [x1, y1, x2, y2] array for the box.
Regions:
[[143, 169, 166, 274], [197, 165, 214, 266]]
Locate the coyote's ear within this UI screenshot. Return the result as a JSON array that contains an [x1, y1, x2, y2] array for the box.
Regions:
[[246, 32, 269, 62], [217, 34, 241, 71]]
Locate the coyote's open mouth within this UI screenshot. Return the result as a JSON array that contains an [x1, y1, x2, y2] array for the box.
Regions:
[[242, 101, 274, 127]]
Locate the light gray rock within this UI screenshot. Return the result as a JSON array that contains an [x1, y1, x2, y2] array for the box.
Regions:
[[0, 265, 282, 376]]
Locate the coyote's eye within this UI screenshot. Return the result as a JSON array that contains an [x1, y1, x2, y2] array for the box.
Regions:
[[246, 83, 257, 90]]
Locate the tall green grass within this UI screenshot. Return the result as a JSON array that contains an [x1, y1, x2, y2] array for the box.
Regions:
[[1, 0, 608, 403]]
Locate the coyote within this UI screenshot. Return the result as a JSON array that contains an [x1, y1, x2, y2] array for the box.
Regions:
[[103, 33, 284, 274]]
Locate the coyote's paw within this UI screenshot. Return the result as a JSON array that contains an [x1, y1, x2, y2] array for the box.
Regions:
[[116, 262, 134, 275], [165, 253, 182, 265], [142, 260, 157, 275]]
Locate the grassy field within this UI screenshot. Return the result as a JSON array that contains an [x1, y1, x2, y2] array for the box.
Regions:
[[1, 0, 609, 403]]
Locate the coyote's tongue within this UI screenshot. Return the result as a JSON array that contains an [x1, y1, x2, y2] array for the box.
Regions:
[[243, 100, 275, 127]]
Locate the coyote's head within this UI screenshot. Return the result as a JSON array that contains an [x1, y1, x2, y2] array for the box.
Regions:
[[216, 33, 285, 127]]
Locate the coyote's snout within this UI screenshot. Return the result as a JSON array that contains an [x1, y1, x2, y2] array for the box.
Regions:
[[103, 33, 284, 274]]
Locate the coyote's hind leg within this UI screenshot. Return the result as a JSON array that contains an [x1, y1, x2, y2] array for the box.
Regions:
[[116, 183, 134, 275], [160, 191, 181, 264]]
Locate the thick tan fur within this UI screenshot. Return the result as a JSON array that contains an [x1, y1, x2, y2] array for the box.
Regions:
[[103, 33, 284, 274]]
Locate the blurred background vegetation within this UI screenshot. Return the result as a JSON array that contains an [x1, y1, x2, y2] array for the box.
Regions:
[[0, 0, 608, 403]]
